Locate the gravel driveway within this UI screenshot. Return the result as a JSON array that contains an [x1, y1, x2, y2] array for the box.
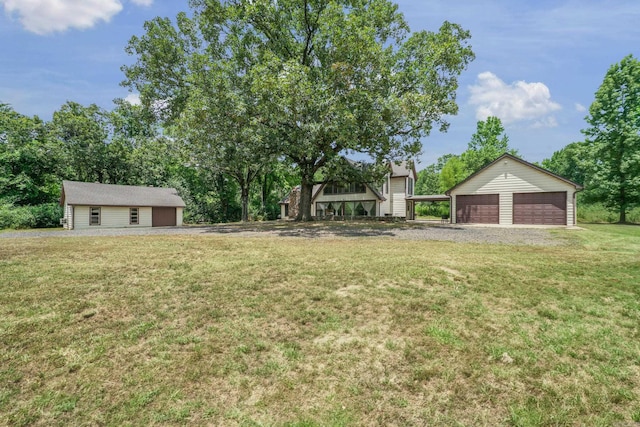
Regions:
[[0, 221, 573, 246]]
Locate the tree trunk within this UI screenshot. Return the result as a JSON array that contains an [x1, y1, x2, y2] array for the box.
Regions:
[[296, 165, 315, 221], [619, 187, 627, 223], [240, 185, 249, 222], [261, 173, 271, 216]]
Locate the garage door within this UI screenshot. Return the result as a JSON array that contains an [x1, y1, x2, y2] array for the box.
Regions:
[[152, 207, 176, 227], [513, 192, 566, 225], [456, 194, 499, 224]]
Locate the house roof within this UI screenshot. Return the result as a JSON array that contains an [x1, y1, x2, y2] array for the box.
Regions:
[[444, 153, 584, 195], [61, 180, 186, 207], [312, 182, 385, 201], [390, 161, 418, 181]]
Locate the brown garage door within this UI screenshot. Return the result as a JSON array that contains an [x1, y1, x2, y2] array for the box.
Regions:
[[152, 207, 176, 227], [456, 194, 499, 224], [513, 192, 566, 225]]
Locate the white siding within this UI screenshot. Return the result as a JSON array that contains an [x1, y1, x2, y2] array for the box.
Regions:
[[500, 193, 513, 225], [63, 202, 73, 230], [450, 158, 578, 226], [379, 177, 390, 216], [176, 207, 183, 226], [139, 207, 152, 227], [72, 206, 153, 229], [390, 177, 407, 217]]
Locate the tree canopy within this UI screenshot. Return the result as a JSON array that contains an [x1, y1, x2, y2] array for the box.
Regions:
[[461, 115, 513, 173], [581, 54, 640, 223], [0, 104, 60, 205], [437, 116, 516, 191], [541, 142, 586, 187], [122, 0, 475, 220]]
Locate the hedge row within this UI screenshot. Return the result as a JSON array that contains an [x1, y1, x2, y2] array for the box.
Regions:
[[0, 203, 63, 229]]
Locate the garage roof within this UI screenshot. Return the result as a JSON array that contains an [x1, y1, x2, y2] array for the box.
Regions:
[[445, 153, 583, 195], [61, 180, 186, 207]]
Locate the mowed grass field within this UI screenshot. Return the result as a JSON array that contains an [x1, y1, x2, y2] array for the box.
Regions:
[[1, 224, 639, 426]]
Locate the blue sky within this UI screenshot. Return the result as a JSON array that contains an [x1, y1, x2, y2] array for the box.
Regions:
[[1, 0, 639, 167]]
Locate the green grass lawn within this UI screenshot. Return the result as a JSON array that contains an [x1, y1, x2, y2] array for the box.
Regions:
[[1, 224, 639, 426]]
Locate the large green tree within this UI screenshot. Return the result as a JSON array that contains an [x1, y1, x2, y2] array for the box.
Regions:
[[439, 155, 467, 192], [542, 141, 586, 187], [51, 101, 112, 183], [415, 153, 453, 195], [461, 115, 514, 173], [0, 104, 62, 205], [438, 116, 516, 191], [123, 0, 474, 220], [582, 54, 640, 223]]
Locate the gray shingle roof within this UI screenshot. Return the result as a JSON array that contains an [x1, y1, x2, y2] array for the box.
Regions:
[[61, 181, 186, 207], [444, 153, 583, 195], [390, 161, 417, 180]]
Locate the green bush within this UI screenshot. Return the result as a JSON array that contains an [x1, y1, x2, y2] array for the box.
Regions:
[[0, 203, 63, 230], [578, 203, 640, 224], [30, 203, 64, 228], [415, 202, 449, 218]]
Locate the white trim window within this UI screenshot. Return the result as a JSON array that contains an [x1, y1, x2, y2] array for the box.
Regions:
[[90, 207, 101, 226], [130, 208, 139, 225]]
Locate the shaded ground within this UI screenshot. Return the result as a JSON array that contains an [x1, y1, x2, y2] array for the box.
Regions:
[[0, 221, 572, 246]]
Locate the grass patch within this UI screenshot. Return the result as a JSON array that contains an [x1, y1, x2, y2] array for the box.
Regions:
[[0, 224, 639, 425]]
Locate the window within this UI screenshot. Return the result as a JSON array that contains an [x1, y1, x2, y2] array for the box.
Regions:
[[90, 207, 101, 226], [130, 208, 139, 225], [323, 182, 367, 195], [408, 177, 414, 196], [316, 201, 376, 217]]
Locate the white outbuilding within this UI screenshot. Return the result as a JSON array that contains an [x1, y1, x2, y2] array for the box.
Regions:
[[446, 153, 582, 226], [60, 180, 186, 230]]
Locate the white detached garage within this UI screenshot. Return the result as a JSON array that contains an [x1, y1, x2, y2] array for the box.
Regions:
[[446, 154, 582, 226], [60, 180, 186, 230]]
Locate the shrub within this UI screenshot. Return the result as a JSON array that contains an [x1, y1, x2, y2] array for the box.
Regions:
[[0, 203, 63, 230], [415, 202, 449, 218], [30, 203, 64, 228], [578, 203, 640, 224]]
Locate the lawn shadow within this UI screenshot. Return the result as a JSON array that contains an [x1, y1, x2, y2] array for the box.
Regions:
[[198, 220, 467, 239]]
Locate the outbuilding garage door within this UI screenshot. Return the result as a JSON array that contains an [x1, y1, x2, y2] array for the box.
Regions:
[[456, 194, 499, 224], [152, 207, 176, 227], [513, 192, 566, 225]]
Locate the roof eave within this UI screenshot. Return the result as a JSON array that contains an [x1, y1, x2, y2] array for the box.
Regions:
[[445, 153, 583, 195]]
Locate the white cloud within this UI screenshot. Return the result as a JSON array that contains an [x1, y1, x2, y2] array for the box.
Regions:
[[575, 103, 587, 113], [469, 72, 561, 127], [0, 0, 153, 34], [124, 93, 141, 105], [1, 0, 122, 34]]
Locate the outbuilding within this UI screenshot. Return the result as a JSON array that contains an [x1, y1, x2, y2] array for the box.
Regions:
[[446, 153, 582, 226], [60, 180, 186, 230]]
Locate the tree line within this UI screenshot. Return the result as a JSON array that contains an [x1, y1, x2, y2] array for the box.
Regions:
[[415, 54, 640, 224], [0, 99, 296, 228], [2, 0, 477, 227], [2, 1, 638, 226]]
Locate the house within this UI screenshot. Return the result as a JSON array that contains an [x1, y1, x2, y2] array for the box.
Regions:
[[380, 161, 418, 218], [445, 153, 582, 226], [60, 180, 186, 230], [279, 161, 417, 219]]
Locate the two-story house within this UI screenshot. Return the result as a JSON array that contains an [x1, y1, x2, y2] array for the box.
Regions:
[[279, 161, 417, 219]]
